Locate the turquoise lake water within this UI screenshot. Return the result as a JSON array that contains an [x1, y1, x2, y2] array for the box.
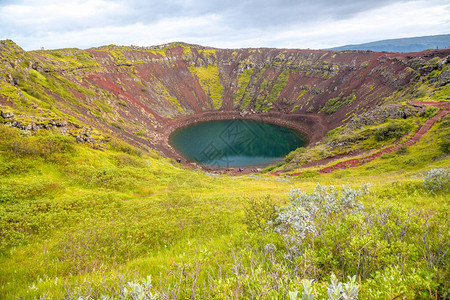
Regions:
[[169, 120, 307, 168]]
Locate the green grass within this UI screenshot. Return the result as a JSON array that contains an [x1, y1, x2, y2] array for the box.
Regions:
[[0, 110, 449, 298]]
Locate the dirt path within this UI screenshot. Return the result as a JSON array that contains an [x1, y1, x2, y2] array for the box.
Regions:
[[286, 102, 450, 176]]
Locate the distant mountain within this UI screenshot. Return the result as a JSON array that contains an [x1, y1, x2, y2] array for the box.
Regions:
[[329, 34, 450, 53]]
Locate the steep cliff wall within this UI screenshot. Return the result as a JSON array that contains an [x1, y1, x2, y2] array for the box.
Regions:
[[1, 40, 449, 157]]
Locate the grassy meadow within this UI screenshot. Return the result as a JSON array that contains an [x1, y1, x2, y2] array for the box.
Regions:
[[0, 112, 449, 299]]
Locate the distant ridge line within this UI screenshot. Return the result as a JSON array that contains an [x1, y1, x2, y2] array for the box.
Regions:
[[328, 34, 450, 53]]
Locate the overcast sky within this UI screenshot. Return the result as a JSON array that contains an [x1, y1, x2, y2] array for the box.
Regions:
[[0, 0, 449, 51]]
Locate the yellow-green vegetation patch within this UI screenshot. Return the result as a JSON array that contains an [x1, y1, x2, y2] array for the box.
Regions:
[[238, 66, 269, 110], [93, 99, 113, 114], [290, 105, 300, 113], [234, 67, 254, 108], [255, 70, 290, 112], [34, 48, 100, 71], [52, 74, 97, 98], [189, 64, 224, 109], [151, 80, 184, 114], [321, 91, 356, 114], [296, 88, 308, 100], [0, 83, 22, 103], [269, 70, 290, 104]]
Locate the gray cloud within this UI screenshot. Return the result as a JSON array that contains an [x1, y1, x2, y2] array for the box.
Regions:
[[0, 0, 448, 50]]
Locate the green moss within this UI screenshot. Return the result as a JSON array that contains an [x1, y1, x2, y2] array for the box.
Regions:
[[189, 64, 224, 109], [0, 84, 21, 103], [93, 99, 113, 114], [254, 70, 290, 112], [111, 122, 123, 130], [238, 66, 269, 110], [296, 88, 308, 100], [234, 68, 254, 108], [290, 105, 300, 113], [360, 61, 370, 68], [322, 91, 356, 114], [269, 70, 289, 103], [151, 80, 184, 114], [34, 49, 100, 71], [52, 74, 97, 98], [29, 69, 50, 89]]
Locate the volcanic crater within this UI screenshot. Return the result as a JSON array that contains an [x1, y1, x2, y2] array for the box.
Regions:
[[1, 40, 449, 167]]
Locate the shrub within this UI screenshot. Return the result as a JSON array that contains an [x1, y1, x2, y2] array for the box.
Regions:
[[244, 197, 277, 234], [440, 133, 450, 154], [0, 125, 20, 145], [374, 121, 410, 141], [423, 168, 450, 193], [270, 184, 367, 259], [439, 116, 450, 154], [396, 144, 408, 155], [423, 106, 439, 119]]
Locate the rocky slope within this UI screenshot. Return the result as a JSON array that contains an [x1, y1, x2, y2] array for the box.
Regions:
[[0, 39, 449, 160]]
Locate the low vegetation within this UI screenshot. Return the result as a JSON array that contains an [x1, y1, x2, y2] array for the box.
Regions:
[[0, 103, 449, 298], [0, 40, 449, 299]]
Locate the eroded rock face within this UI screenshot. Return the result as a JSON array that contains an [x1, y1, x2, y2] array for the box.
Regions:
[[347, 104, 425, 130], [0, 39, 449, 159], [439, 70, 450, 86]]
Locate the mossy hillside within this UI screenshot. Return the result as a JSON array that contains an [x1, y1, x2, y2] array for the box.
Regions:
[[383, 56, 450, 104], [0, 79, 78, 126], [93, 44, 173, 65], [233, 54, 334, 112], [149, 78, 184, 116], [233, 67, 254, 108], [32, 48, 101, 71], [280, 110, 423, 171], [1, 48, 149, 143], [235, 65, 269, 110], [0, 40, 32, 78], [1, 42, 102, 118], [188, 64, 224, 109], [254, 69, 291, 112]]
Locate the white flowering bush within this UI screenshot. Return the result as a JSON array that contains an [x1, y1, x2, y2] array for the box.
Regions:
[[270, 184, 367, 259], [288, 274, 359, 300], [423, 168, 450, 193], [76, 276, 158, 300]]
